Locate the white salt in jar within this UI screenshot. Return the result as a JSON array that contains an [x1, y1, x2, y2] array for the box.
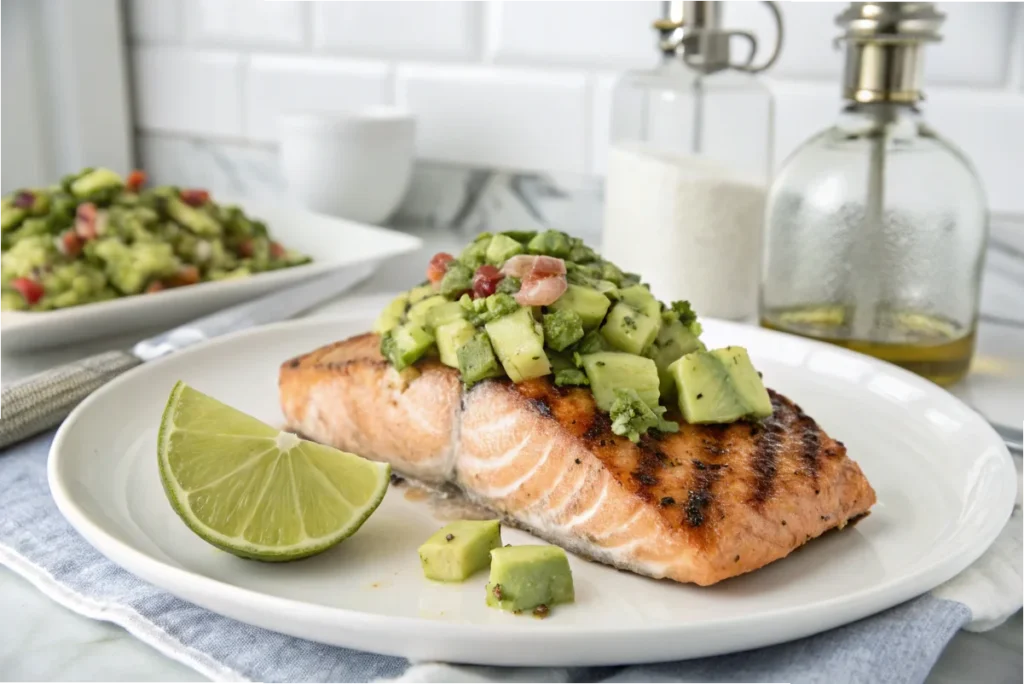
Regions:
[[602, 142, 765, 321]]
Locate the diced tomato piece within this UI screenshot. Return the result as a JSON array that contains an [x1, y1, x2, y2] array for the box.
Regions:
[[180, 189, 210, 207], [426, 252, 455, 286], [500, 254, 566, 279], [515, 273, 567, 307], [11, 277, 44, 305], [13, 191, 35, 209], [145, 281, 165, 294], [165, 265, 200, 288], [237, 239, 254, 258], [75, 202, 98, 240], [59, 231, 82, 257], [269, 241, 285, 259], [126, 169, 147, 192], [472, 264, 504, 299]]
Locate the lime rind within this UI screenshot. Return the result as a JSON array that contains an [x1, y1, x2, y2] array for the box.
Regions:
[[158, 381, 390, 561]]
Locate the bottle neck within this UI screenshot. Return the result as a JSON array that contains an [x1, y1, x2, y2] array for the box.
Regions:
[[841, 39, 928, 104]]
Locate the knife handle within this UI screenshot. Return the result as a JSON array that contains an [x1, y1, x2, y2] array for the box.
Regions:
[[0, 350, 141, 450]]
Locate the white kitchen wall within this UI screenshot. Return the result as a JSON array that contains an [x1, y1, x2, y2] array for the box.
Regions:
[[127, 0, 1024, 215]]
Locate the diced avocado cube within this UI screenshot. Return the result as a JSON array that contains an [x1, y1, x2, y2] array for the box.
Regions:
[[669, 347, 773, 424], [526, 230, 571, 258], [600, 302, 661, 355], [581, 352, 660, 412], [436, 319, 476, 368], [419, 520, 502, 582], [1, 206, 26, 232], [70, 168, 124, 199], [166, 197, 221, 237], [648, 318, 706, 398], [485, 234, 525, 265], [373, 292, 409, 335], [426, 300, 466, 330], [439, 261, 473, 297], [501, 230, 536, 244], [548, 284, 611, 331], [407, 283, 435, 304], [380, 322, 434, 371], [459, 236, 491, 269], [486, 545, 574, 613], [616, 284, 660, 318], [484, 307, 551, 382], [574, 329, 609, 354], [457, 332, 503, 386], [554, 368, 589, 387], [542, 309, 585, 352], [407, 295, 448, 327]]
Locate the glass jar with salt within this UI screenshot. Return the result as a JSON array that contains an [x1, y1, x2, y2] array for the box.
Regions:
[[603, 1, 783, 320]]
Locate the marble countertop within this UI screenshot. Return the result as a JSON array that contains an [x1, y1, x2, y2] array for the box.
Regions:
[[1, 222, 1021, 681]]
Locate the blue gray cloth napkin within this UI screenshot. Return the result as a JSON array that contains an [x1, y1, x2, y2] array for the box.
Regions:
[[0, 432, 1002, 683]]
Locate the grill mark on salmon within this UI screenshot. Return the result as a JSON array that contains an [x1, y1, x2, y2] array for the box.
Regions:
[[280, 334, 876, 586], [749, 392, 786, 505]]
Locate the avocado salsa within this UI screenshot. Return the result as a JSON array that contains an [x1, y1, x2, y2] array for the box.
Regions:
[[1, 168, 310, 312], [375, 229, 773, 441]]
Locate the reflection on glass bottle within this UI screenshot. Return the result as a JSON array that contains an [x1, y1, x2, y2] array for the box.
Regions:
[[760, 3, 987, 386]]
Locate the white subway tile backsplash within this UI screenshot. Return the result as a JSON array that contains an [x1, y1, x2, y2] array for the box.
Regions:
[[726, 2, 1014, 87], [127, 0, 182, 43], [487, 1, 660, 67], [397, 65, 588, 174], [186, 0, 307, 49], [246, 56, 391, 142], [133, 47, 243, 138], [313, 1, 478, 59]]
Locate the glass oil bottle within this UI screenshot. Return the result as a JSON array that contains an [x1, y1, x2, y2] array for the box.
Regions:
[[760, 3, 988, 386]]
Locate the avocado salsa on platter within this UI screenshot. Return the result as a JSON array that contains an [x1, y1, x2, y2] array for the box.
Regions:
[[375, 229, 773, 442], [1, 167, 310, 312]]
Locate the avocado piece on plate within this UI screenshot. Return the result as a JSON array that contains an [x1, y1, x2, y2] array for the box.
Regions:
[[419, 520, 503, 582], [436, 318, 476, 368], [380, 322, 434, 371], [648, 318, 705, 398], [547, 284, 610, 331], [406, 295, 448, 328], [542, 309, 585, 352], [70, 168, 124, 199], [484, 307, 551, 382], [600, 302, 660, 355], [456, 331, 503, 386], [669, 347, 772, 424], [373, 292, 409, 335], [166, 196, 221, 237], [486, 545, 575, 614], [426, 300, 466, 330], [581, 352, 660, 412], [485, 234, 526, 265]]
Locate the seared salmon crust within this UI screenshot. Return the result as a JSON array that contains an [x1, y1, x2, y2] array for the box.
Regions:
[[280, 333, 875, 586]]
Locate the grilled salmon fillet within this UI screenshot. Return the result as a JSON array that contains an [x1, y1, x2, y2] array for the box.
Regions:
[[280, 333, 875, 586]]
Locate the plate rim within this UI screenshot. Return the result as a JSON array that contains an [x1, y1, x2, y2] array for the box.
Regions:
[[46, 305, 1019, 664]]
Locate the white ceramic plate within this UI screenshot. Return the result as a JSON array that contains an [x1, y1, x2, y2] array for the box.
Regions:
[[48, 296, 1017, 666], [1, 201, 420, 352]]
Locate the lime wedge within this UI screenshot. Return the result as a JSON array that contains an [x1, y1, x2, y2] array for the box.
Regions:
[[158, 381, 390, 561]]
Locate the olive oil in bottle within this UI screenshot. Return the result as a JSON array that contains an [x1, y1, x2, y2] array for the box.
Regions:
[[761, 305, 976, 386], [759, 4, 987, 388]]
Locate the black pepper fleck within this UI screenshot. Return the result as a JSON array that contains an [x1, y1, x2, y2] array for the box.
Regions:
[[696, 393, 703, 399], [533, 604, 550, 618], [492, 584, 503, 600], [574, 458, 581, 464], [660, 496, 675, 506], [815, 489, 820, 495], [734, 555, 740, 562], [781, 520, 787, 526], [445, 533, 454, 542]]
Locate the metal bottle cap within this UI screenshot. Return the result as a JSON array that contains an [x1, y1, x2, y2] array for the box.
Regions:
[[654, 1, 784, 75], [835, 2, 944, 103]]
